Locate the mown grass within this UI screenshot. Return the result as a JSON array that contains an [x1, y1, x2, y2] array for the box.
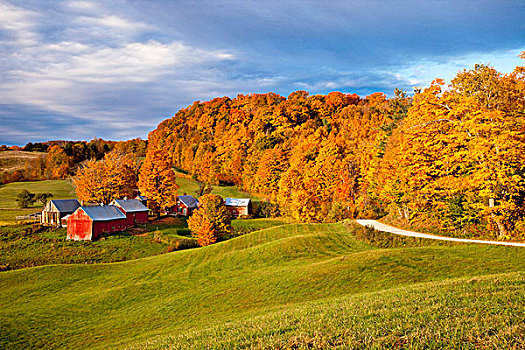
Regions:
[[2, 222, 525, 349], [0, 217, 289, 270], [138, 272, 525, 349]]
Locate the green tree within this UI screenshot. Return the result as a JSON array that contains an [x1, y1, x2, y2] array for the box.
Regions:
[[16, 190, 36, 208], [35, 193, 53, 206]]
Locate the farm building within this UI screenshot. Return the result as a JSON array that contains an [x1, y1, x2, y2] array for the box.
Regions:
[[173, 195, 199, 216], [135, 195, 147, 207], [225, 198, 252, 218], [41, 199, 81, 226], [111, 198, 149, 226], [66, 205, 128, 241]]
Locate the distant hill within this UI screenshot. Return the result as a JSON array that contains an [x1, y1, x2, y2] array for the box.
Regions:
[[0, 151, 43, 172]]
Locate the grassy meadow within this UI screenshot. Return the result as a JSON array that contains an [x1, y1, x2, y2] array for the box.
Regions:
[[2, 223, 525, 349], [0, 179, 76, 224]]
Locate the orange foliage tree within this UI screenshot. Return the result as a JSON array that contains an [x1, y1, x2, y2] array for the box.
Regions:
[[137, 148, 179, 215], [74, 151, 139, 204], [44, 145, 71, 179], [187, 194, 231, 246]]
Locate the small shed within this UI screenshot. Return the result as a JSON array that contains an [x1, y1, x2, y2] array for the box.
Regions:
[[225, 198, 252, 218], [41, 199, 81, 226], [111, 199, 149, 226], [174, 195, 199, 216], [67, 205, 127, 241]]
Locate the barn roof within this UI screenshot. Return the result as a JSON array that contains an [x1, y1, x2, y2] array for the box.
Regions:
[[225, 198, 251, 207], [48, 199, 80, 213], [80, 205, 127, 221], [178, 195, 199, 208], [111, 199, 149, 213]]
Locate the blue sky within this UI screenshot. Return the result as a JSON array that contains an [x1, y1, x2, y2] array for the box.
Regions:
[[1, 0, 524, 145]]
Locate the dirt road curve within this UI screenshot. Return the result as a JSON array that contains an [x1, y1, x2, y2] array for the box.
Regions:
[[355, 219, 525, 247]]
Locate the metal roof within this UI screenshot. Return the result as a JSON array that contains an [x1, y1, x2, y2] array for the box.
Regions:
[[111, 199, 149, 213], [80, 205, 127, 221], [48, 199, 81, 213], [225, 198, 251, 207], [178, 195, 199, 208]]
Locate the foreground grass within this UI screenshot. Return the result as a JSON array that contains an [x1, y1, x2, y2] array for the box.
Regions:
[[2, 223, 525, 349], [138, 272, 525, 349]]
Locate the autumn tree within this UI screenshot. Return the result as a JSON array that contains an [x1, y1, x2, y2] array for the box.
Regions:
[[137, 148, 179, 215], [187, 194, 232, 246], [44, 145, 71, 179], [74, 151, 139, 204]]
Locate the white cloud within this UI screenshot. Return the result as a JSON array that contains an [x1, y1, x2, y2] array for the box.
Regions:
[[66, 0, 101, 13], [75, 14, 150, 30], [0, 1, 236, 128], [0, 1, 41, 46]]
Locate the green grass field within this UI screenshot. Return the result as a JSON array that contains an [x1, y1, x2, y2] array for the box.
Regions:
[[175, 175, 260, 201], [0, 180, 76, 224], [2, 223, 525, 349], [0, 179, 75, 209]]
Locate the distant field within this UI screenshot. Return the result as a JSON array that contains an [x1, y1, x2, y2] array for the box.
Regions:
[[0, 151, 43, 172], [0, 179, 76, 209], [176, 174, 261, 201], [3, 223, 525, 349], [0, 180, 76, 224]]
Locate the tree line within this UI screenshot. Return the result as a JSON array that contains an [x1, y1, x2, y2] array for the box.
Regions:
[[140, 54, 525, 238], [0, 138, 146, 185]]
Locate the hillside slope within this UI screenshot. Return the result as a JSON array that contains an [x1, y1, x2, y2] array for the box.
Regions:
[[2, 223, 525, 349]]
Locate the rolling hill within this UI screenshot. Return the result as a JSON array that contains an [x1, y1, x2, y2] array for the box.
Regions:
[[2, 223, 525, 349]]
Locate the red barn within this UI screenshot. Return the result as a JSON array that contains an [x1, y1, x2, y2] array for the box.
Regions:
[[173, 195, 199, 216], [67, 205, 128, 241], [111, 199, 149, 226]]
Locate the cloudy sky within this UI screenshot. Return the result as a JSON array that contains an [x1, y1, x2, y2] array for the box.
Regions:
[[1, 0, 524, 145]]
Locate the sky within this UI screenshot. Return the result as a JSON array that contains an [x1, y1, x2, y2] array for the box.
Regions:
[[1, 0, 524, 145]]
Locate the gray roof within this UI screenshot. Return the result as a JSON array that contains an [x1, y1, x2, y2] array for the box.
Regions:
[[225, 198, 251, 207], [111, 199, 149, 213], [80, 205, 127, 221], [178, 195, 199, 208], [48, 199, 81, 213]]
